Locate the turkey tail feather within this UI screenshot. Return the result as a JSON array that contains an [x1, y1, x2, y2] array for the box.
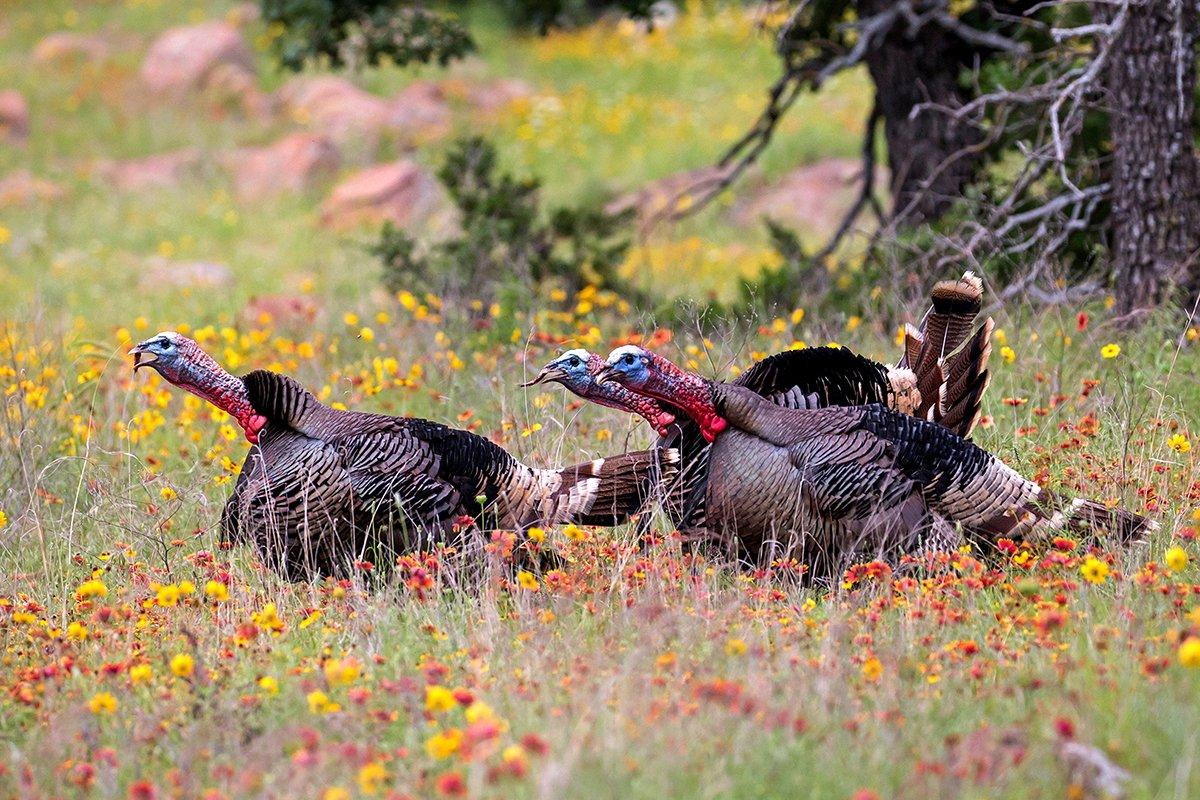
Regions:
[[937, 318, 993, 437], [553, 448, 680, 526]]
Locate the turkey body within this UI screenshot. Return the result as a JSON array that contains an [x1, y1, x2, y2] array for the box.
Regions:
[[221, 370, 675, 577], [702, 384, 1040, 576]]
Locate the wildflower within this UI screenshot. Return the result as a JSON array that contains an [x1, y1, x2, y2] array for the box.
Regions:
[[156, 584, 180, 607], [252, 602, 284, 633], [159, 486, 177, 501], [323, 657, 361, 687], [177, 580, 195, 596], [516, 571, 539, 591], [862, 657, 883, 682], [1080, 556, 1110, 585], [76, 578, 108, 600], [357, 761, 388, 796], [435, 772, 467, 797], [66, 621, 87, 641], [307, 690, 340, 714], [359, 327, 375, 342], [724, 637, 748, 656], [1180, 638, 1200, 668], [170, 653, 195, 678], [464, 701, 498, 725], [425, 684, 458, 713], [425, 728, 463, 759], [204, 580, 229, 602], [0, 509, 7, 528], [88, 692, 117, 715], [526, 527, 545, 544], [343, 312, 359, 327], [1100, 343, 1121, 359], [1000, 346, 1015, 364], [562, 523, 586, 541], [129, 664, 153, 684], [258, 675, 279, 695], [1165, 546, 1189, 572], [1169, 434, 1192, 454], [321, 789, 350, 800]]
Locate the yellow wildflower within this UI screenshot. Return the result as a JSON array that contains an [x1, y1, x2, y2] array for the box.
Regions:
[[1168, 434, 1192, 454], [1000, 346, 1015, 364], [1080, 556, 1110, 584], [357, 761, 388, 796], [204, 580, 229, 602], [87, 692, 117, 715], [724, 637, 747, 656], [425, 728, 463, 759], [1179, 637, 1200, 668], [66, 621, 87, 641], [516, 571, 539, 591], [425, 684, 458, 713], [1166, 545, 1189, 572], [170, 653, 195, 678], [526, 526, 546, 543], [862, 657, 883, 683], [323, 657, 361, 687], [76, 579, 108, 600], [258, 675, 279, 695], [307, 690, 340, 714], [129, 664, 153, 684], [1101, 343, 1121, 359], [156, 584, 180, 607]]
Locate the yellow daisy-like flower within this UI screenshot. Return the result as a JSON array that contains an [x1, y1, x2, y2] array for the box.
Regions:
[[156, 584, 180, 607], [307, 690, 340, 714], [516, 570, 539, 591], [87, 692, 117, 715], [862, 657, 883, 683], [204, 580, 229, 602], [724, 637, 748, 656], [1165, 545, 1189, 572], [357, 761, 389, 796], [258, 675, 279, 695], [425, 728, 463, 759], [1100, 343, 1121, 359], [525, 527, 546, 544], [999, 346, 1016, 364], [1080, 556, 1110, 584], [129, 664, 153, 684], [425, 684, 458, 713], [170, 653, 195, 678], [76, 579, 108, 600], [1168, 434, 1192, 454], [1179, 637, 1200, 668]]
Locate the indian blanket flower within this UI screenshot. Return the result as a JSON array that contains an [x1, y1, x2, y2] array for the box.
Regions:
[[1080, 556, 1111, 585]]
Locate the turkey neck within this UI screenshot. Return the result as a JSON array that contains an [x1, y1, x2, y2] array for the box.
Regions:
[[647, 358, 727, 442], [172, 346, 264, 442]]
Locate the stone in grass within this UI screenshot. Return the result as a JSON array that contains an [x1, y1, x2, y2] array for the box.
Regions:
[[140, 21, 255, 95], [319, 160, 450, 232], [0, 90, 29, 143], [0, 170, 65, 207], [33, 32, 111, 65], [222, 133, 339, 201], [94, 149, 205, 192]]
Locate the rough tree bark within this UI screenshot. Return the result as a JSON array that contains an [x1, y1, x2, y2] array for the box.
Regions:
[[1105, 0, 1200, 312], [858, 0, 984, 225]]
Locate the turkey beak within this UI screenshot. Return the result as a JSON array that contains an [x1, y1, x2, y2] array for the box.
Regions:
[[130, 341, 157, 372], [594, 365, 618, 386], [521, 365, 563, 388]]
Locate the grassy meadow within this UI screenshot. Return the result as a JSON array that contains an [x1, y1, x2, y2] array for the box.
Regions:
[[1, 1, 1200, 798]]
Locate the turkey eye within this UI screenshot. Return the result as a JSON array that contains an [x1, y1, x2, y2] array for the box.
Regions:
[[158, 338, 171, 349], [567, 356, 579, 366], [623, 354, 635, 364]]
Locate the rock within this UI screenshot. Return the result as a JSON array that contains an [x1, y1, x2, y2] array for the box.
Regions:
[[278, 75, 391, 152], [0, 90, 29, 143], [140, 258, 233, 291], [95, 149, 204, 191], [606, 164, 735, 223], [0, 170, 65, 206], [731, 158, 881, 235], [205, 62, 274, 117], [319, 160, 448, 231], [33, 32, 111, 64], [222, 133, 339, 200], [242, 294, 320, 330], [140, 21, 255, 95], [388, 80, 452, 139], [464, 78, 534, 116]]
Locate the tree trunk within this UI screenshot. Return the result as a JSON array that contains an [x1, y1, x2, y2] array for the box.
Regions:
[[858, 0, 984, 226], [1105, 0, 1200, 312]]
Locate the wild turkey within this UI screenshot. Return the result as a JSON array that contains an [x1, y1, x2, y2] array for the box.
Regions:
[[526, 274, 993, 536], [596, 346, 1156, 578], [131, 332, 678, 577]]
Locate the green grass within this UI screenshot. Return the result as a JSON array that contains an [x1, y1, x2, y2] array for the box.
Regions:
[[1, 1, 1199, 798]]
